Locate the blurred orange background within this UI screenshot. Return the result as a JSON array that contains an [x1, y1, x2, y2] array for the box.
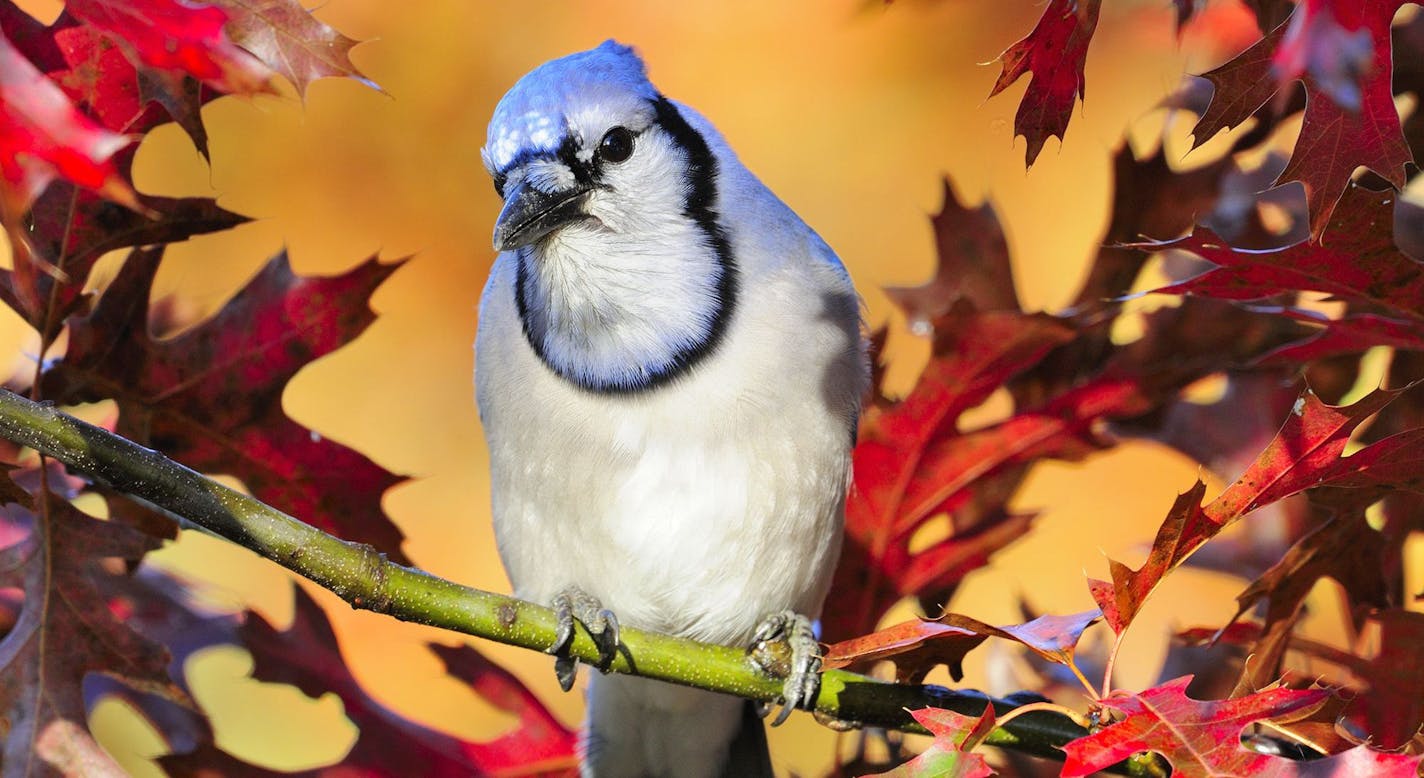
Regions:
[[7, 0, 1419, 775]]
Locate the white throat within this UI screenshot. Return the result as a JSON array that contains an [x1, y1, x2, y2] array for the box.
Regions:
[[515, 218, 735, 393]]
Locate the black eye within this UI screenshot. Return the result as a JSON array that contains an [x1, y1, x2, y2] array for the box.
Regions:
[[597, 127, 634, 164]]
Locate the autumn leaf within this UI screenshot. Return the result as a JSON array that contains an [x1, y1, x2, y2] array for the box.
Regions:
[[1188, 610, 1424, 754], [64, 0, 274, 95], [828, 302, 1071, 641], [1254, 309, 1424, 365], [1289, 746, 1423, 777], [0, 491, 189, 776], [0, 27, 135, 231], [42, 247, 412, 562], [428, 643, 579, 776], [1186, 2, 1412, 236], [215, 0, 379, 97], [824, 609, 1100, 686], [1150, 185, 1424, 322], [884, 180, 1018, 320], [1339, 610, 1424, 751], [867, 707, 996, 778], [1060, 677, 1329, 777], [1091, 386, 1402, 635], [1089, 481, 1215, 636], [988, 0, 1101, 167], [163, 587, 577, 777], [0, 168, 249, 341], [47, 18, 215, 156], [1225, 512, 1392, 690]]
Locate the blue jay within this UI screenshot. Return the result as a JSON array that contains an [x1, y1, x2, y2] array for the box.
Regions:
[[476, 41, 866, 777]]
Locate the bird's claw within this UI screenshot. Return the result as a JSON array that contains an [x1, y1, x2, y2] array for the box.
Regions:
[[548, 587, 621, 692], [749, 610, 822, 727]]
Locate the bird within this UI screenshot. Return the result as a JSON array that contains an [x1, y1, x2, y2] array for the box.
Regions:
[[475, 40, 867, 778]]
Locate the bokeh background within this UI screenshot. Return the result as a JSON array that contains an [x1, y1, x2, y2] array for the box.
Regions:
[[8, 0, 1418, 774]]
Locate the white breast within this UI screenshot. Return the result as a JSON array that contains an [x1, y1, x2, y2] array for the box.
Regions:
[[476, 234, 862, 646]]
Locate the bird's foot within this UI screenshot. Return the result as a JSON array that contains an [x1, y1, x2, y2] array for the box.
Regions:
[[748, 610, 821, 726], [548, 586, 621, 692]]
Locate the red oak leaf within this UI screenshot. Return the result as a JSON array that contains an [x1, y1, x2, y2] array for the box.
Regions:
[[1226, 512, 1392, 690], [884, 181, 1018, 320], [0, 28, 135, 229], [64, 0, 274, 95], [1205, 387, 1399, 521], [47, 18, 215, 156], [0, 492, 188, 775], [824, 609, 1100, 686], [42, 247, 411, 562], [1341, 609, 1424, 750], [1275, 1, 1411, 237], [214, 0, 379, 97], [827, 304, 1072, 641], [1091, 387, 1400, 635], [868, 707, 996, 778], [988, 0, 1101, 167], [1189, 16, 1290, 149], [1089, 480, 1215, 635], [1152, 185, 1424, 322], [1187, 2, 1412, 237], [1272, 0, 1377, 112], [428, 643, 579, 775], [1200, 611, 1424, 753], [164, 587, 577, 777], [1060, 677, 1329, 777], [0, 161, 249, 342], [1254, 309, 1424, 365], [1291, 746, 1423, 777]]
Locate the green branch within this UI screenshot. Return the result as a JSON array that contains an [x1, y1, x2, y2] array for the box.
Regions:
[[0, 388, 1163, 777]]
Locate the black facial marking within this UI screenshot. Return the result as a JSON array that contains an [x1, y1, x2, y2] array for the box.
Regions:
[[514, 94, 740, 395]]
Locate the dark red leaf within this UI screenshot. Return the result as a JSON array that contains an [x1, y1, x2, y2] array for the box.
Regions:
[[1189, 16, 1291, 150], [165, 587, 576, 777], [1152, 185, 1424, 322], [0, 175, 249, 340], [1091, 386, 1400, 635], [1060, 677, 1329, 777], [1187, 2, 1412, 237], [884, 180, 1018, 320], [988, 0, 1101, 167], [1206, 387, 1399, 521], [1290, 746, 1423, 777], [1225, 512, 1392, 690], [1275, 1, 1411, 237], [1271, 0, 1379, 112], [826, 306, 1073, 642], [43, 247, 411, 562], [429, 644, 579, 774], [0, 493, 187, 775], [48, 18, 214, 156], [1341, 609, 1424, 749], [1255, 309, 1424, 365]]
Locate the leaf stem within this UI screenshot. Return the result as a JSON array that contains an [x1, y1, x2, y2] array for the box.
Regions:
[[0, 388, 1161, 776]]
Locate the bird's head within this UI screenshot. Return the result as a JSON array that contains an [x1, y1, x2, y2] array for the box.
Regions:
[[484, 40, 703, 252], [481, 41, 737, 394]]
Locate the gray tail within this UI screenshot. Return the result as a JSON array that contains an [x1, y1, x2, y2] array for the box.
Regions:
[[719, 700, 773, 778]]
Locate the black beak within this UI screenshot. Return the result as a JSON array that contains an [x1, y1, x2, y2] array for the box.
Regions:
[[492, 178, 593, 251]]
